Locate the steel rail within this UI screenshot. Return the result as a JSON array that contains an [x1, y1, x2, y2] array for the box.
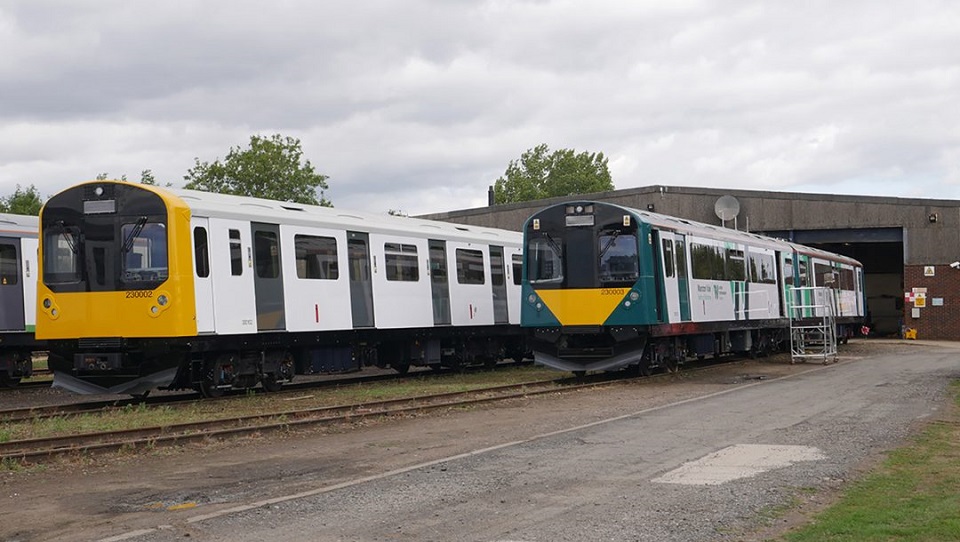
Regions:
[[0, 378, 605, 462]]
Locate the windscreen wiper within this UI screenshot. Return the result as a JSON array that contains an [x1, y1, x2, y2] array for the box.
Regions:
[[54, 220, 79, 253], [542, 232, 563, 262], [599, 229, 620, 259], [121, 216, 148, 253]]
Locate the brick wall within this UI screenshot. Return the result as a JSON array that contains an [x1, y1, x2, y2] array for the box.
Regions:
[[903, 264, 960, 340]]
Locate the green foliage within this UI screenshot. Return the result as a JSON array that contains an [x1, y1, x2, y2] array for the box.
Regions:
[[184, 134, 332, 206], [493, 143, 614, 204], [0, 184, 43, 215], [139, 169, 158, 185], [97, 170, 169, 186]]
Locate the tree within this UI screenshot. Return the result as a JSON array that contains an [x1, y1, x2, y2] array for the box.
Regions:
[[184, 134, 331, 206], [96, 170, 168, 185], [139, 169, 158, 185], [0, 184, 43, 215], [492, 143, 614, 204]]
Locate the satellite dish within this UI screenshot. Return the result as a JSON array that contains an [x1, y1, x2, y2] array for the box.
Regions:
[[714, 195, 741, 222]]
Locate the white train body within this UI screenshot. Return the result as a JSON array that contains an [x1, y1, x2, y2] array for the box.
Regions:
[[0, 213, 40, 384], [38, 182, 524, 395]]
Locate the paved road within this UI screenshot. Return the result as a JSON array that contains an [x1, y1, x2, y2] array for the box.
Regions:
[[122, 344, 959, 542]]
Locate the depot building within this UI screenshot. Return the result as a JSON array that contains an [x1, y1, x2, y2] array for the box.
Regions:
[[422, 185, 960, 341]]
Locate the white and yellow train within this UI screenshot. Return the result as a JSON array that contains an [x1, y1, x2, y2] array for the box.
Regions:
[[38, 181, 524, 396]]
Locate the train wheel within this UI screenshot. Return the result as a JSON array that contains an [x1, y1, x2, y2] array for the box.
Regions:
[[261, 374, 282, 392], [200, 355, 232, 398], [262, 351, 294, 393], [0, 372, 21, 388], [393, 363, 410, 375]]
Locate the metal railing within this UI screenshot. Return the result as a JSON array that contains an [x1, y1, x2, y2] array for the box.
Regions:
[[787, 286, 838, 364]]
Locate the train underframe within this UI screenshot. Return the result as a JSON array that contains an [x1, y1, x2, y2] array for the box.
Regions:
[[46, 325, 528, 397], [0, 343, 34, 387], [529, 320, 796, 376]]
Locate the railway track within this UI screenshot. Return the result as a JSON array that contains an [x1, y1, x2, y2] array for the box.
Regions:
[[0, 355, 765, 464], [0, 377, 597, 463], [0, 366, 501, 423]]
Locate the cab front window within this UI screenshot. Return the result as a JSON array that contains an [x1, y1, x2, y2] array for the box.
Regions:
[[121, 220, 168, 285], [42, 223, 82, 284], [598, 231, 638, 284], [527, 235, 563, 284]]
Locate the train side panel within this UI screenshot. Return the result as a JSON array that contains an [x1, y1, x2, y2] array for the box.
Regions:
[[21, 237, 38, 331], [505, 247, 523, 325], [369, 234, 433, 329], [686, 235, 738, 322], [742, 246, 780, 320], [279, 224, 353, 332], [447, 242, 495, 326], [190, 216, 216, 333], [205, 217, 257, 335]]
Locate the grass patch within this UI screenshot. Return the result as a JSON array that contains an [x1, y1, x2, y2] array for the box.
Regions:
[[782, 381, 960, 541]]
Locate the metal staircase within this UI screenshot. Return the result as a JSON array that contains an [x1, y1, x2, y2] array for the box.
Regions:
[[787, 286, 838, 364]]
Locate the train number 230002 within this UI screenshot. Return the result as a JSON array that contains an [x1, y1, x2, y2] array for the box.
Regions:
[[125, 291, 154, 299]]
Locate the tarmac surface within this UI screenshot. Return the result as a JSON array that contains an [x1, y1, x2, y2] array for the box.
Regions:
[[3, 340, 958, 541]]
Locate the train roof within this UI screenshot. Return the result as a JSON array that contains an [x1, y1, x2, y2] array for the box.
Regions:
[[534, 201, 862, 267], [164, 186, 522, 245], [0, 212, 38, 237]]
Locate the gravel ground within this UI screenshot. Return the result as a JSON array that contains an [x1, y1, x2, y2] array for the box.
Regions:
[[2, 340, 956, 542]]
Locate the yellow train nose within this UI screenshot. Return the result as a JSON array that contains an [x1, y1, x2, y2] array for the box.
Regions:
[[534, 288, 628, 326]]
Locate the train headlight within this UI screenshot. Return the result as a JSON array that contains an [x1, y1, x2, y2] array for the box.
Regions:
[[43, 298, 52, 309], [151, 306, 159, 314], [51, 308, 58, 317], [527, 294, 537, 304], [157, 295, 168, 306], [629, 291, 640, 301], [623, 300, 632, 308]]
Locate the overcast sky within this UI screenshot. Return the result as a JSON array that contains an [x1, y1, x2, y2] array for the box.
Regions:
[[2, 1, 959, 216]]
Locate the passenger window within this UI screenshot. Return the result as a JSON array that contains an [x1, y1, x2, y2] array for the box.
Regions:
[[0, 244, 17, 285], [296, 235, 339, 280], [384, 242, 419, 281], [748, 252, 776, 284], [726, 249, 745, 281], [674, 240, 687, 278], [193, 227, 210, 278], [512, 254, 522, 285], [254, 231, 280, 279], [229, 229, 243, 276], [456, 249, 485, 285], [490, 250, 505, 287], [662, 239, 674, 278], [691, 243, 724, 280]]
